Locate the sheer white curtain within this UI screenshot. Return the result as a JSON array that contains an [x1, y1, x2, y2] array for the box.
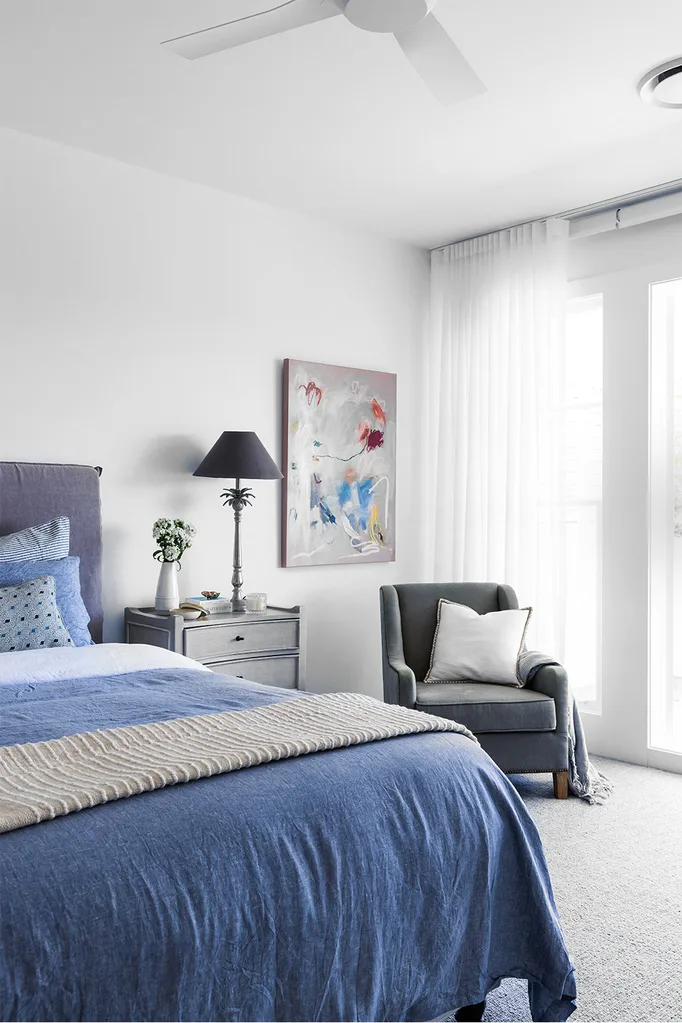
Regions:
[[424, 219, 570, 657]]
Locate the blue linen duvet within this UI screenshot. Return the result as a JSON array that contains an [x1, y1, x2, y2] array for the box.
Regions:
[[0, 666, 576, 1022]]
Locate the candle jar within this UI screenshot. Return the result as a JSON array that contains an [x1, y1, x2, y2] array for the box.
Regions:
[[245, 592, 267, 613]]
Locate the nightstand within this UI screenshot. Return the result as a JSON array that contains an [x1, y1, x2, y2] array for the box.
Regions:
[[124, 605, 305, 690]]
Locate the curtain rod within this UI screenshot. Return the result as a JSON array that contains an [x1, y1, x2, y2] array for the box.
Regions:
[[433, 176, 682, 251]]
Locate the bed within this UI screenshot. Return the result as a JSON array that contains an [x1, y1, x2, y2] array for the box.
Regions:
[[0, 462, 577, 1023]]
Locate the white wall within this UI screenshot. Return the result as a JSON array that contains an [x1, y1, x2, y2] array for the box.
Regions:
[[0, 125, 429, 697]]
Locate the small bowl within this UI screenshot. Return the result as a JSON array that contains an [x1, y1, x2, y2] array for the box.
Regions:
[[201, 590, 221, 600], [170, 608, 202, 620]]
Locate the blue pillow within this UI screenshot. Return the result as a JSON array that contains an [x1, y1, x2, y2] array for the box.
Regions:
[[0, 576, 74, 652], [0, 556, 93, 647], [0, 517, 70, 563]]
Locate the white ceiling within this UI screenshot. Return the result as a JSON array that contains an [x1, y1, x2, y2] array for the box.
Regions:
[[1, 0, 682, 247]]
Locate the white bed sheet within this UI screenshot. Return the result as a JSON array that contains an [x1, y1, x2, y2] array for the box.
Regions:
[[0, 643, 210, 686]]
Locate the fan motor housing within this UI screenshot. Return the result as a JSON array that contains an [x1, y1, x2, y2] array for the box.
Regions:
[[342, 0, 437, 34]]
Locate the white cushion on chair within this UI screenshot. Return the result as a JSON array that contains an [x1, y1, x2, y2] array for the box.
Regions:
[[424, 599, 532, 687]]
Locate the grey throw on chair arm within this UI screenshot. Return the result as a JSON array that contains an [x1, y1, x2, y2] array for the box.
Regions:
[[519, 652, 571, 738]]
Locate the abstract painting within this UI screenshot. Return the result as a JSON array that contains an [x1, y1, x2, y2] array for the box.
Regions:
[[282, 359, 396, 567]]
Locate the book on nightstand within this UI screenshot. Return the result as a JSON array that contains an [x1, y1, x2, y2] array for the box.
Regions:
[[181, 597, 234, 615]]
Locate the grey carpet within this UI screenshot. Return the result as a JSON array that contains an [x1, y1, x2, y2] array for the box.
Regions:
[[469, 758, 682, 1022]]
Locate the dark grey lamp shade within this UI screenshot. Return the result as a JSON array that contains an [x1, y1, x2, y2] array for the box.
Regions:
[[193, 431, 282, 480]]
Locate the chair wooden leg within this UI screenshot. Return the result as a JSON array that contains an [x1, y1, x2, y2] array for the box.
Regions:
[[553, 770, 569, 799]]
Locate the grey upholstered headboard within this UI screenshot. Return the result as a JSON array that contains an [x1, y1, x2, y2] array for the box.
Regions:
[[0, 462, 104, 643]]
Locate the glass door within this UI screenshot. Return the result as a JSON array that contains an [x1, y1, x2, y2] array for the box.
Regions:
[[568, 261, 682, 771], [650, 278, 682, 757], [567, 268, 650, 765]]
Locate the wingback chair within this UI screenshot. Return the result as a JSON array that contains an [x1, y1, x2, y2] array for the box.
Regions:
[[380, 583, 570, 798]]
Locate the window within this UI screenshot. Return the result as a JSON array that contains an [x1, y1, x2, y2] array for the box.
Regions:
[[563, 294, 603, 706]]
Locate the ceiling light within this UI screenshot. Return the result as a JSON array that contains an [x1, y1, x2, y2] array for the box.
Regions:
[[342, 0, 437, 34], [639, 58, 682, 108]]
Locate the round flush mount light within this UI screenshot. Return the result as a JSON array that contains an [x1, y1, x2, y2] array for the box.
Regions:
[[343, 0, 437, 34], [638, 58, 682, 108]]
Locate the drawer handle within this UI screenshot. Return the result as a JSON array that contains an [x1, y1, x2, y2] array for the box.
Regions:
[[234, 635, 245, 642]]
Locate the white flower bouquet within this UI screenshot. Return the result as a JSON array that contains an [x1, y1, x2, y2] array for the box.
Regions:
[[152, 518, 196, 565]]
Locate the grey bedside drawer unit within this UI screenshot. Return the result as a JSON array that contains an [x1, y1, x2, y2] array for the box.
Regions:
[[124, 605, 305, 690]]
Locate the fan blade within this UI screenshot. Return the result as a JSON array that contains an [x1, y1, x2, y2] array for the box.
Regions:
[[162, 0, 342, 60], [393, 13, 485, 105]]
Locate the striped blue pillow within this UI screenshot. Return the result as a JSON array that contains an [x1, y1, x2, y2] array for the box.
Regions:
[[0, 518, 70, 563]]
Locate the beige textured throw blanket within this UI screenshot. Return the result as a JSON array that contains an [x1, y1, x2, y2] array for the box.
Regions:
[[0, 692, 477, 834]]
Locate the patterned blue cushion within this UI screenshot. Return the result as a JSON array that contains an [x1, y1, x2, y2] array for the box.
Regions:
[[0, 517, 69, 563], [0, 557, 92, 647], [0, 576, 74, 652]]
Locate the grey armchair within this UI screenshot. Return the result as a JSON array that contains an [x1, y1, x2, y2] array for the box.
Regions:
[[380, 583, 570, 798]]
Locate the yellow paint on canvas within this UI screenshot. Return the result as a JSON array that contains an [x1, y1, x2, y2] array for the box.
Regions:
[[368, 504, 385, 547]]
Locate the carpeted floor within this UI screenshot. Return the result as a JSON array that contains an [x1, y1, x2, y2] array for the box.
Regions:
[[480, 757, 682, 1022]]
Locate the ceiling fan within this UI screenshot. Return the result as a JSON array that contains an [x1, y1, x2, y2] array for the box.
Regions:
[[161, 0, 485, 105]]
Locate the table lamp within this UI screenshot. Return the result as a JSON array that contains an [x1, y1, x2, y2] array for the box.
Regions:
[[193, 431, 282, 612]]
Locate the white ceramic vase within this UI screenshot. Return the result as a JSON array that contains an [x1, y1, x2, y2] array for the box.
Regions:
[[155, 560, 180, 611]]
